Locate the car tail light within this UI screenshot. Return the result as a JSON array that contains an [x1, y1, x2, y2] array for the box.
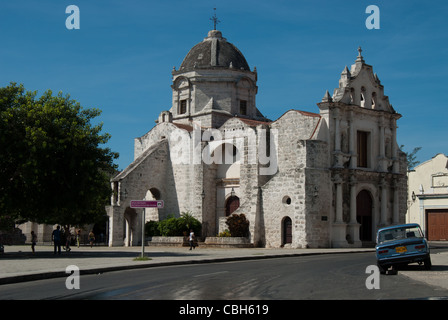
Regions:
[[378, 249, 388, 254], [415, 245, 425, 250]]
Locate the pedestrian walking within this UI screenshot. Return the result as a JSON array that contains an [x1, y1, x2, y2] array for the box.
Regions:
[[189, 229, 196, 250], [89, 230, 95, 248], [30, 231, 37, 254], [64, 227, 71, 252], [76, 229, 81, 248], [52, 225, 62, 255]]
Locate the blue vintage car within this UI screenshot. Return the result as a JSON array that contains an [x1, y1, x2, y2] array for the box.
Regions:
[[376, 223, 431, 274]]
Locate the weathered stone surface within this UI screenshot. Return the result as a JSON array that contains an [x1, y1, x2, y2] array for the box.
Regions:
[[106, 32, 407, 249]]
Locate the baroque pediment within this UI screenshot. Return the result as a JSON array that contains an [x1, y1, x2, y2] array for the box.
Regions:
[[330, 47, 395, 114]]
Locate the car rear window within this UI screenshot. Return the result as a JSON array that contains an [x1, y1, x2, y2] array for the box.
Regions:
[[377, 226, 424, 244]]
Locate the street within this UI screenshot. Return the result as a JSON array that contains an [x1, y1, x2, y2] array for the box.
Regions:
[[0, 251, 447, 300]]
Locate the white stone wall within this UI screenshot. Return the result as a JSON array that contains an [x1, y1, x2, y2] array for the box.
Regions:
[[407, 154, 448, 234]]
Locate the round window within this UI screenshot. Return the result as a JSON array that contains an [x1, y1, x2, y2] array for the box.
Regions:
[[282, 196, 292, 205]]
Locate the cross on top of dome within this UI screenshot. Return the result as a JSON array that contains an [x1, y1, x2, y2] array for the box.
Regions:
[[210, 8, 221, 30]]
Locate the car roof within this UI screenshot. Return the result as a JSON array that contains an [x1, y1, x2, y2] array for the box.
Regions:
[[377, 223, 421, 232]]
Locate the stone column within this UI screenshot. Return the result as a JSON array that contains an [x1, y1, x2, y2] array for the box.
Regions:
[[391, 120, 399, 173], [332, 173, 347, 247], [348, 175, 361, 247], [334, 109, 341, 152], [380, 176, 388, 226], [333, 109, 343, 168], [348, 111, 357, 169], [106, 205, 125, 247], [378, 117, 387, 172], [393, 178, 400, 224], [335, 175, 343, 223], [349, 175, 357, 224]]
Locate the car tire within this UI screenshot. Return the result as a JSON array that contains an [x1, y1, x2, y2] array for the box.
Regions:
[[378, 263, 386, 274], [424, 257, 432, 270]]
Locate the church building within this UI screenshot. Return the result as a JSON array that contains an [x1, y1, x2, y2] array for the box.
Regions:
[[106, 28, 408, 248]]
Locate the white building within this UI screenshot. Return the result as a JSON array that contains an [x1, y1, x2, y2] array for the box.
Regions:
[[407, 154, 448, 240], [106, 29, 408, 248]]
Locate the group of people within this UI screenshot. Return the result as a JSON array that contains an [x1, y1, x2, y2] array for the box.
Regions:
[[30, 226, 96, 254], [30, 227, 198, 253]]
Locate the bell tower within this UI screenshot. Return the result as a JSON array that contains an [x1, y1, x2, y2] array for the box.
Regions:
[[156, 27, 268, 128]]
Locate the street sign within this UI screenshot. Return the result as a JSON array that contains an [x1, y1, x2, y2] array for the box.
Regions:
[[130, 200, 164, 208], [130, 200, 165, 259]]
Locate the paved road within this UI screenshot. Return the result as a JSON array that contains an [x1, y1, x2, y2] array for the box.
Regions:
[[1, 252, 447, 300]]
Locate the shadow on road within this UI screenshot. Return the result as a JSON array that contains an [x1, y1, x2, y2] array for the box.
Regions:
[[0, 249, 203, 260]]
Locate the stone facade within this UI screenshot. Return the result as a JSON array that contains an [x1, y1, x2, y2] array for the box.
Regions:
[[106, 31, 407, 248]]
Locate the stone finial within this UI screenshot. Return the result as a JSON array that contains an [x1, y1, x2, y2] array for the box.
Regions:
[[374, 73, 381, 84], [322, 90, 333, 103], [339, 66, 351, 88], [341, 66, 351, 77], [356, 46, 365, 63]]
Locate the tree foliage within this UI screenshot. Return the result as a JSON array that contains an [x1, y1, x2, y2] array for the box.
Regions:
[[226, 213, 250, 237], [0, 83, 119, 226], [145, 212, 202, 237], [400, 145, 422, 170]]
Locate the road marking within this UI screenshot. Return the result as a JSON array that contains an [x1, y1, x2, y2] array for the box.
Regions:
[[193, 271, 229, 278]]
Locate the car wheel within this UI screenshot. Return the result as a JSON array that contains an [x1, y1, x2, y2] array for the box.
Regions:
[[424, 257, 432, 270], [388, 266, 398, 275], [378, 263, 386, 274]]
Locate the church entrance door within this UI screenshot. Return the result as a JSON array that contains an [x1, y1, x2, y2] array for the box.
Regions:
[[282, 217, 292, 245], [356, 190, 373, 242]]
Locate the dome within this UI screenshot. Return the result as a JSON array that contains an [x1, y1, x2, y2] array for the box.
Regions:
[[179, 30, 250, 71]]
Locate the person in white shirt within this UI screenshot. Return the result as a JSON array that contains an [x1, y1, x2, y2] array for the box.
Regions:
[[189, 230, 196, 250]]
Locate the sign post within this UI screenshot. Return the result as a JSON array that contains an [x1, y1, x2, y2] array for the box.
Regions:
[[130, 200, 164, 258]]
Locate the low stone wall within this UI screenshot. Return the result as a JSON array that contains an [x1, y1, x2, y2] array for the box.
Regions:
[[204, 237, 253, 248], [146, 236, 254, 248], [146, 236, 187, 246]]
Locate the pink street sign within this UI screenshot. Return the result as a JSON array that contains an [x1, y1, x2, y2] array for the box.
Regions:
[[130, 200, 164, 208]]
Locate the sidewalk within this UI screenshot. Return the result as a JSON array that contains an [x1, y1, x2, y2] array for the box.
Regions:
[[1, 244, 447, 292]]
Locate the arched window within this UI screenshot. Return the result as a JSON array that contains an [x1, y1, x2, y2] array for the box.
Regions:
[[225, 196, 240, 216], [371, 92, 377, 109], [360, 87, 366, 108]]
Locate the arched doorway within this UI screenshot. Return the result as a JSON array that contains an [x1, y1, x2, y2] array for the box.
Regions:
[[149, 188, 161, 200], [146, 188, 162, 221], [225, 196, 240, 216], [282, 217, 292, 245], [357, 190, 373, 242], [124, 207, 137, 246]]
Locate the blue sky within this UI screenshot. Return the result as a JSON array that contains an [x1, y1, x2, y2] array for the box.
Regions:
[[1, 0, 447, 170]]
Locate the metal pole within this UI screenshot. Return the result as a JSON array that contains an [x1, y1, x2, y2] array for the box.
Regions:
[[141, 208, 145, 258]]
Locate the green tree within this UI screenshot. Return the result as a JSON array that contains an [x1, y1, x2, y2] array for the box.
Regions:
[[179, 211, 201, 235], [0, 83, 118, 227], [146, 212, 202, 237], [400, 145, 422, 170]]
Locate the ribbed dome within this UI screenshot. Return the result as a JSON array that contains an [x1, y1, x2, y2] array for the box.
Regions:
[[179, 30, 250, 71]]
